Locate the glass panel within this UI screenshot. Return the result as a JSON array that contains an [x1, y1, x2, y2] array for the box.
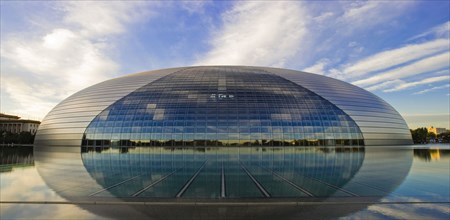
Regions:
[[82, 67, 364, 147], [81, 146, 365, 198]]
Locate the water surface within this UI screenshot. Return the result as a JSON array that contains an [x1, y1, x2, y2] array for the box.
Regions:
[[1, 144, 449, 219]]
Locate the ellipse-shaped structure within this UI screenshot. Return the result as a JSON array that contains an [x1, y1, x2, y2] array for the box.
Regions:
[[35, 66, 412, 152]]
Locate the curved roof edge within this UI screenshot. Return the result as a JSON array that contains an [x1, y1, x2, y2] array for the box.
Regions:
[[35, 66, 413, 149], [262, 67, 412, 145]]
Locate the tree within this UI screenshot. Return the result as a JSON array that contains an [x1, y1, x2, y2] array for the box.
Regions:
[[410, 127, 428, 144], [437, 131, 450, 143], [427, 132, 437, 143], [0, 130, 36, 145], [18, 131, 35, 144]]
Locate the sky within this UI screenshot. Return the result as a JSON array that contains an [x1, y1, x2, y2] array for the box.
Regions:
[[0, 1, 449, 129]]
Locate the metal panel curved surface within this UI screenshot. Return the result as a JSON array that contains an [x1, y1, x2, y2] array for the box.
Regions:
[[265, 67, 412, 145], [35, 66, 413, 151], [35, 67, 186, 151]]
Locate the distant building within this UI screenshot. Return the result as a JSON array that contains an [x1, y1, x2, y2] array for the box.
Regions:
[[0, 113, 41, 134], [427, 126, 448, 135]]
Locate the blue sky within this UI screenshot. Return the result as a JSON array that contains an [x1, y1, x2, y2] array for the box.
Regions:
[[1, 1, 449, 129]]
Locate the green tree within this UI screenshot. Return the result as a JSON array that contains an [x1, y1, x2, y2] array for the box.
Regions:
[[410, 127, 428, 144], [0, 130, 35, 144], [427, 132, 437, 143], [438, 131, 450, 143], [17, 131, 35, 144]]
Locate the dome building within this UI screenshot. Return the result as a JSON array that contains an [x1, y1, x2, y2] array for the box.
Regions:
[[33, 66, 414, 218], [35, 66, 412, 151]]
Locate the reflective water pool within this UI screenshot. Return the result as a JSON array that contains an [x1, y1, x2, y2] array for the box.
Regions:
[[1, 145, 449, 219]]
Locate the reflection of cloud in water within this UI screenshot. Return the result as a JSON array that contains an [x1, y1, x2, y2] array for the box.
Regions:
[[1, 204, 107, 220], [0, 166, 102, 219], [341, 149, 450, 220], [31, 146, 417, 219], [1, 166, 61, 201], [381, 197, 450, 213], [344, 198, 450, 219], [3, 147, 447, 219]]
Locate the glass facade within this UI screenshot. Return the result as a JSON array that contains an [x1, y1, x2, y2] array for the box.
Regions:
[[82, 67, 364, 147], [81, 147, 365, 198]]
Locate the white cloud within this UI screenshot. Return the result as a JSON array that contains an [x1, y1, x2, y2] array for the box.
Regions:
[[413, 84, 450, 95], [1, 75, 61, 119], [326, 68, 344, 79], [409, 21, 450, 41], [180, 1, 211, 14], [342, 1, 381, 21], [2, 28, 117, 81], [62, 2, 152, 37], [1, 29, 118, 119], [196, 2, 307, 67], [403, 113, 450, 128], [43, 29, 75, 49], [383, 75, 450, 92], [1, 2, 152, 119], [342, 39, 449, 79], [313, 12, 334, 23], [302, 59, 329, 75], [340, 1, 414, 31], [353, 52, 450, 87], [365, 80, 403, 92], [302, 1, 416, 79], [304, 1, 415, 71]]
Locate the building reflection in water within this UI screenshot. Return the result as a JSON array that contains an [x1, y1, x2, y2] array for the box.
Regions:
[[34, 146, 414, 219], [81, 147, 365, 198], [414, 148, 449, 161], [0, 146, 34, 173]]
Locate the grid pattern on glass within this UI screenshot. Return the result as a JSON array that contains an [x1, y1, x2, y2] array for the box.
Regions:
[[82, 67, 364, 147], [81, 146, 365, 198]]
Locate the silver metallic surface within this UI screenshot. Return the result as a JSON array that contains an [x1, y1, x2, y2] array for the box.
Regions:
[[35, 66, 412, 152], [35, 67, 187, 152], [267, 67, 412, 145]]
